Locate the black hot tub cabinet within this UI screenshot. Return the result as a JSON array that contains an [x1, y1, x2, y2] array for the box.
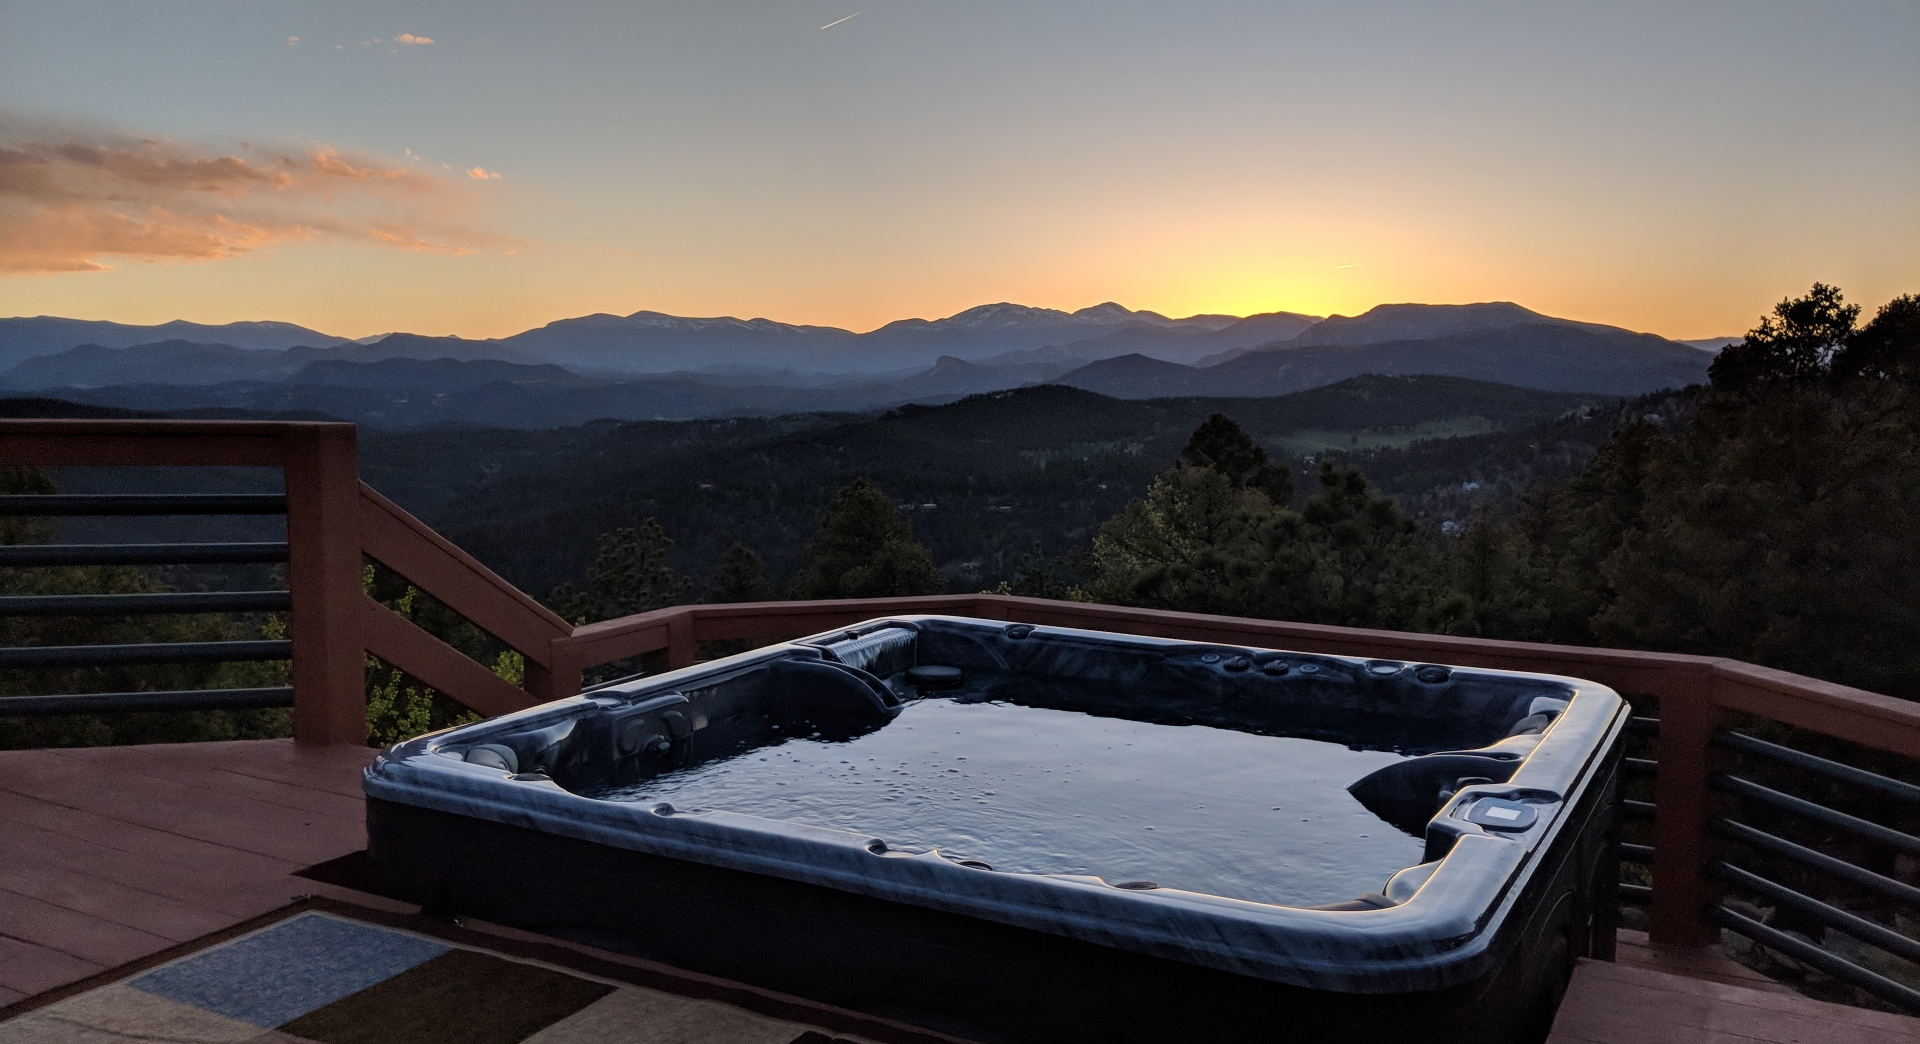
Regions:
[[364, 616, 1626, 1044]]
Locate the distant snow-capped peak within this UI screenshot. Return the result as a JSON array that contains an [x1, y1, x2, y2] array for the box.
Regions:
[[939, 303, 1078, 329]]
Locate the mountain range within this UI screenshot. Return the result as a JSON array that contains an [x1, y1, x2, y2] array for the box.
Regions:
[[0, 301, 1726, 427], [1056, 321, 1714, 399]]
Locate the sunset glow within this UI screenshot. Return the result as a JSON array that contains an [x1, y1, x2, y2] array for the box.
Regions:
[[2, 2, 1913, 341]]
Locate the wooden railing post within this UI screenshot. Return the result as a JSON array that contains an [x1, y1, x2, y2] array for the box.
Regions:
[[283, 424, 366, 746], [540, 643, 585, 704], [1649, 666, 1731, 946], [666, 610, 697, 670]]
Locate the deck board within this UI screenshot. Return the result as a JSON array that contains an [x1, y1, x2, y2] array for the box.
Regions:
[[0, 933, 106, 998], [1548, 957, 1920, 1042], [0, 844, 234, 942], [1612, 928, 1799, 995], [48, 743, 368, 820], [0, 810, 300, 916], [0, 749, 361, 865], [5, 738, 1919, 1043], [0, 886, 173, 969], [0, 739, 374, 999]]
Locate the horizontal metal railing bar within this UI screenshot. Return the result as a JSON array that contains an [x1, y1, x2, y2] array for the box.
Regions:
[[1712, 817, 1920, 909], [0, 687, 294, 716], [1619, 883, 1652, 904], [0, 640, 291, 668], [1716, 729, 1920, 804], [1628, 716, 1661, 734], [1707, 859, 1920, 968], [0, 494, 287, 516], [0, 542, 290, 567], [1623, 757, 1658, 777], [0, 591, 291, 616], [1623, 798, 1657, 819], [1708, 904, 1920, 1014], [1712, 772, 1920, 860], [1622, 843, 1655, 864]]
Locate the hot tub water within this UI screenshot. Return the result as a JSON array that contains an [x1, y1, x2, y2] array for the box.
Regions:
[[580, 697, 1426, 907]]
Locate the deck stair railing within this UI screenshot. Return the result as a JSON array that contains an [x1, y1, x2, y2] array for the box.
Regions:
[[4, 418, 1920, 1012], [1698, 729, 1920, 1010]]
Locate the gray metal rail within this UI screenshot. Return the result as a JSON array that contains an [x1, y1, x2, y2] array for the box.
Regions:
[[0, 591, 291, 616], [1707, 904, 1920, 1014], [0, 542, 289, 566], [1717, 730, 1920, 804], [1707, 860, 1920, 968], [0, 494, 287, 515], [0, 640, 291, 669], [0, 687, 294, 716], [1712, 772, 1920, 860], [0, 491, 295, 717]]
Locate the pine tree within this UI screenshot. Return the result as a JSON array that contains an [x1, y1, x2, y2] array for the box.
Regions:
[[1831, 294, 1920, 382], [790, 479, 944, 599], [1179, 412, 1293, 505], [548, 519, 693, 624], [1707, 283, 1859, 392], [709, 543, 775, 603]]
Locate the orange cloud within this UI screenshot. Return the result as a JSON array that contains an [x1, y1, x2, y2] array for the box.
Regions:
[[392, 33, 433, 45], [0, 121, 504, 274], [466, 166, 501, 180], [367, 227, 473, 254]]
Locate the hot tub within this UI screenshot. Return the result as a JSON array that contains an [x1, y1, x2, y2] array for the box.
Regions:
[[364, 615, 1626, 1044]]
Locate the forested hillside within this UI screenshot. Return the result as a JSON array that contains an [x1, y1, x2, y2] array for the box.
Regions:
[[6, 284, 1914, 752], [371, 375, 1609, 595]]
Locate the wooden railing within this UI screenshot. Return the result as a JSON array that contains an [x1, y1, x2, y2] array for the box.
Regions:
[[6, 418, 1920, 992]]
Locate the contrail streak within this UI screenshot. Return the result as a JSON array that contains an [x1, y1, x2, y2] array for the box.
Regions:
[[820, 13, 860, 29], [1333, 263, 1358, 269]]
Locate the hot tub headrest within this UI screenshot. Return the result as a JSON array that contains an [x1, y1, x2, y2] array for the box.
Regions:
[[765, 657, 903, 740], [482, 718, 581, 775], [1347, 752, 1523, 836], [819, 626, 918, 680]]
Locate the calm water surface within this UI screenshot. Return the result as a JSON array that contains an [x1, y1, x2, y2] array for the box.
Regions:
[[584, 698, 1426, 906]]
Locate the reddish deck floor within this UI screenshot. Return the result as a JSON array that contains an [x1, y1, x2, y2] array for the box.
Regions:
[[2, 739, 1915, 1042]]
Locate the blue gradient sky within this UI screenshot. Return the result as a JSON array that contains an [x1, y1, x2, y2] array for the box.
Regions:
[[1, 0, 1914, 339]]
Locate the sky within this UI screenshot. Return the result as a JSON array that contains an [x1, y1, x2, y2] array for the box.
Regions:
[[0, 1, 1915, 341]]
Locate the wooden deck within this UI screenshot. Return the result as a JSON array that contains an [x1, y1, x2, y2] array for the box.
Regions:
[[3, 739, 1916, 1042], [0, 739, 377, 1003]]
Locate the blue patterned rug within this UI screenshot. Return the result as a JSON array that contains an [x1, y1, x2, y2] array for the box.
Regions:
[[0, 910, 880, 1044]]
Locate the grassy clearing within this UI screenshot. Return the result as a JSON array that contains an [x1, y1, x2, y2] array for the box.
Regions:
[[1271, 416, 1500, 456]]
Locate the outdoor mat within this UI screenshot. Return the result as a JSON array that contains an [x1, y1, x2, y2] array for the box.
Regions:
[[0, 908, 891, 1044]]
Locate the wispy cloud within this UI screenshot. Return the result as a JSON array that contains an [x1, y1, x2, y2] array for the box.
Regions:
[[466, 166, 501, 180], [392, 33, 434, 45], [0, 119, 506, 274], [287, 36, 300, 47]]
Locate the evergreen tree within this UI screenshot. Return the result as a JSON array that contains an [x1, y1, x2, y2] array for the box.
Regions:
[[1180, 413, 1293, 505], [548, 519, 693, 624], [1460, 284, 1920, 699], [1830, 293, 1920, 382], [790, 479, 944, 599], [1289, 460, 1447, 630], [1083, 462, 1273, 614], [709, 543, 775, 603], [986, 543, 1087, 600], [1439, 505, 1547, 639], [1085, 419, 1450, 631], [1708, 283, 1859, 392]]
